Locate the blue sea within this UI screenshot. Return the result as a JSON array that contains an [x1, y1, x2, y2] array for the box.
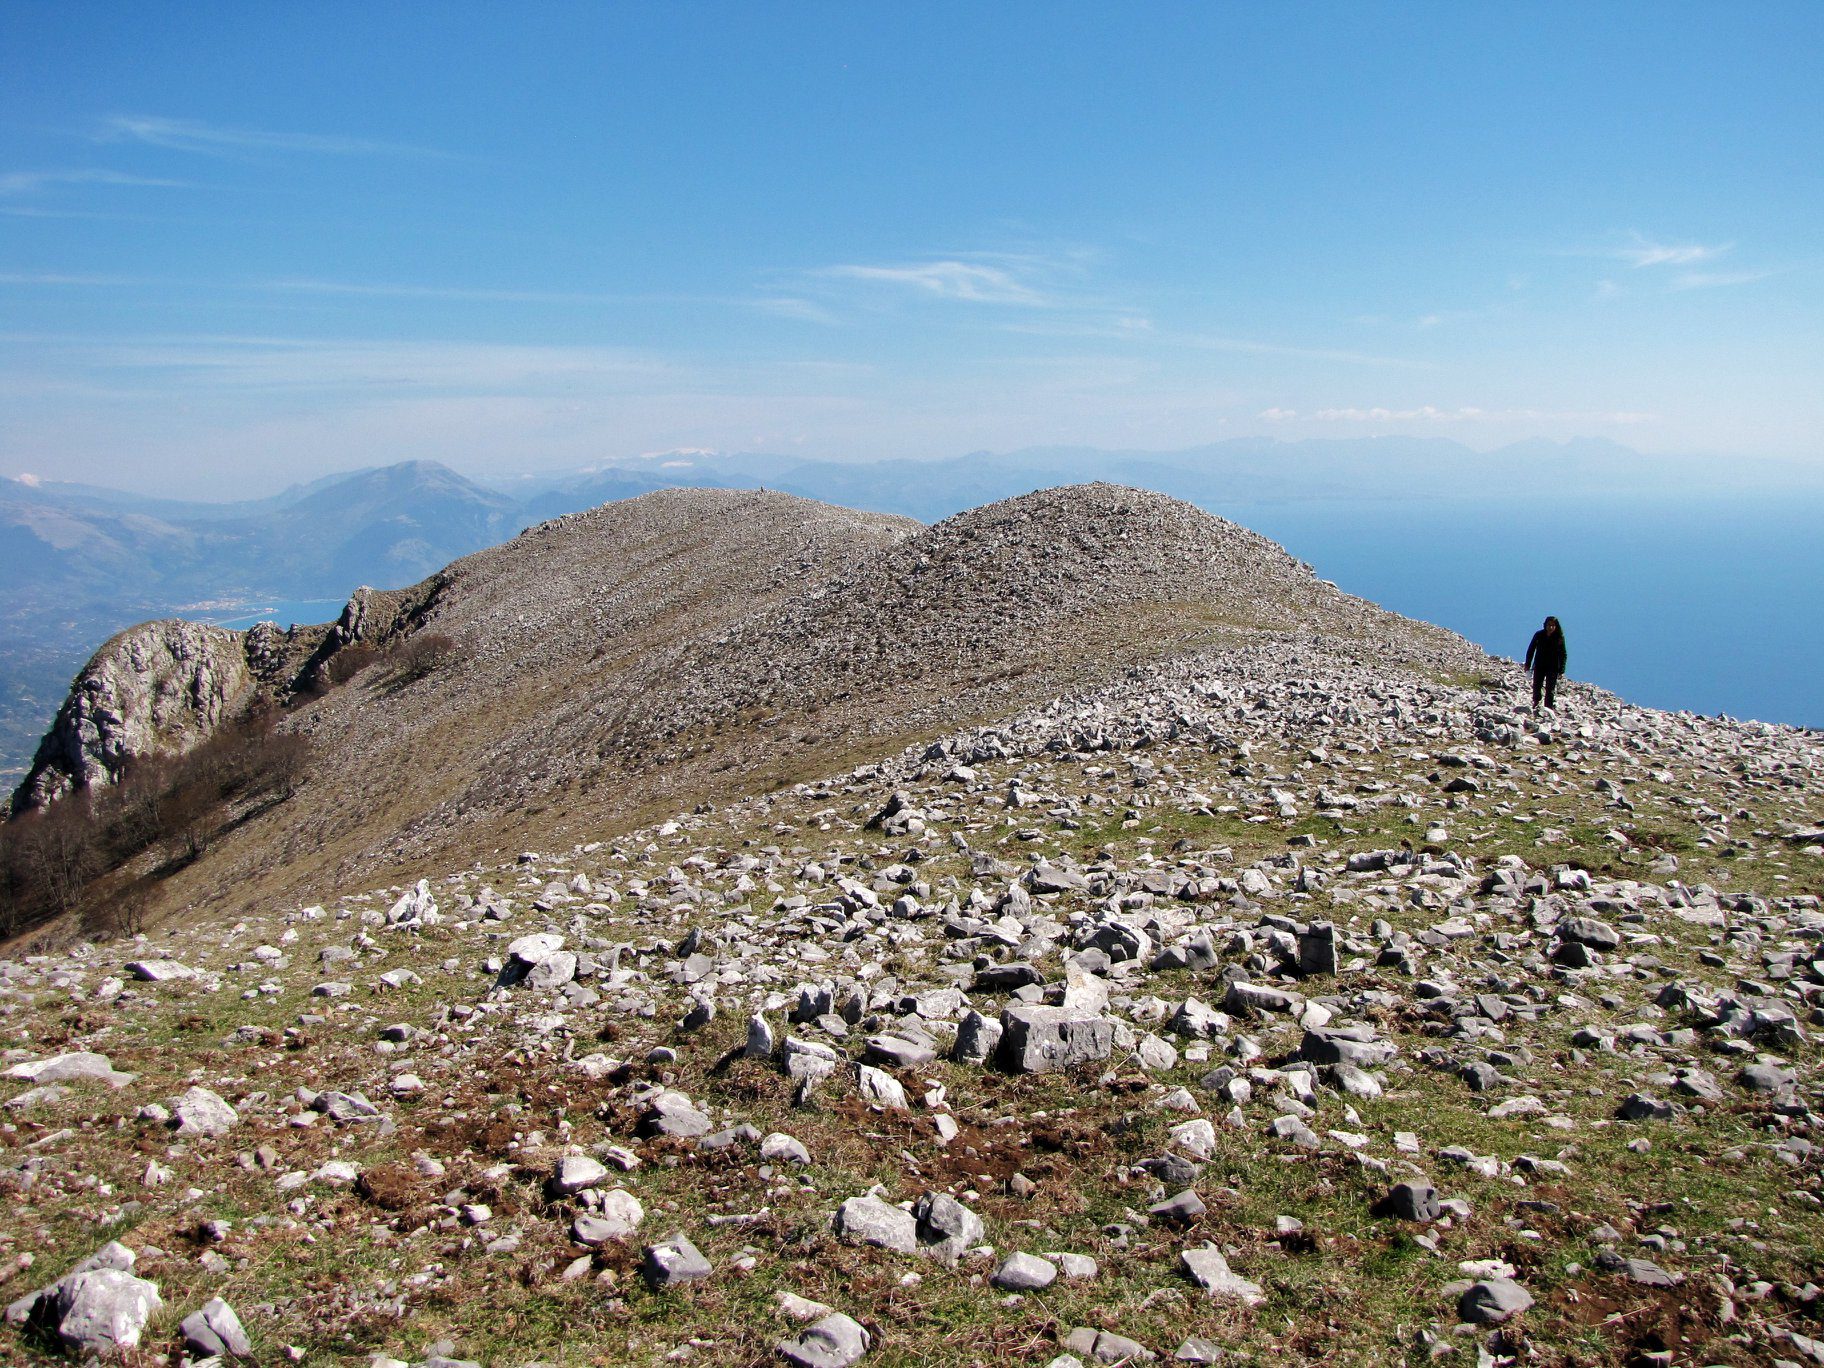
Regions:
[[194, 599, 347, 632], [1222, 492, 1824, 730]]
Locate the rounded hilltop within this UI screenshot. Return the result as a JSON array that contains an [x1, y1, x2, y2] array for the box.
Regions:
[[11, 481, 1486, 919]]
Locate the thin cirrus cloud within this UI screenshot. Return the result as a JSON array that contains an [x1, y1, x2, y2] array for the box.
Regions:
[[815, 258, 1054, 306], [1566, 233, 1775, 293], [97, 114, 446, 160], [1613, 234, 1732, 268], [1262, 405, 1656, 425], [66, 333, 672, 396], [747, 296, 842, 325], [0, 271, 154, 287], [0, 168, 191, 196], [1670, 268, 1778, 291], [260, 277, 641, 306]]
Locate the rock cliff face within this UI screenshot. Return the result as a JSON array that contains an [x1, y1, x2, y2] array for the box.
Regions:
[[14, 621, 257, 810], [10, 610, 344, 814], [11, 573, 449, 814]]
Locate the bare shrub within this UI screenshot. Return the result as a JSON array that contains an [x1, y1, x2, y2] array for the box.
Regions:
[[83, 886, 147, 942], [388, 631, 456, 683], [323, 640, 380, 687], [0, 699, 316, 939], [9, 800, 101, 914]]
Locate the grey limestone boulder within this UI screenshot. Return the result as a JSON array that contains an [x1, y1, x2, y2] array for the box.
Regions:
[[1458, 1278, 1534, 1324], [1180, 1246, 1265, 1305], [641, 1232, 712, 1288], [52, 1267, 164, 1355], [833, 1195, 917, 1254], [991, 1252, 1058, 1291], [1383, 1181, 1441, 1223], [550, 1154, 609, 1196], [4, 1051, 136, 1088], [1617, 1092, 1674, 1121], [1064, 1327, 1157, 1363], [995, 1003, 1116, 1074], [913, 1191, 983, 1264], [641, 1090, 712, 1138], [777, 1311, 870, 1368], [1298, 1025, 1395, 1069], [1558, 916, 1621, 950], [181, 1296, 253, 1358], [169, 1086, 238, 1138], [951, 1009, 1003, 1065], [855, 1065, 909, 1110]]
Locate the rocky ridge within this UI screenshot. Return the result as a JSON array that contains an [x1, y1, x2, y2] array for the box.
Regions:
[[14, 485, 1477, 925], [2, 631, 1820, 1365]]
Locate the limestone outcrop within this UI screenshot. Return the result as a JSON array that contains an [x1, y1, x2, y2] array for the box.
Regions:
[[13, 620, 256, 811]]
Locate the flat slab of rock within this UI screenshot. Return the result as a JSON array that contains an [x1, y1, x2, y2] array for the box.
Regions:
[[574, 1190, 643, 1245], [551, 1154, 609, 1196], [992, 1252, 1058, 1291], [1064, 1327, 1157, 1363], [5, 1051, 135, 1088], [506, 932, 565, 964], [777, 1312, 871, 1368], [641, 1091, 712, 1138], [1180, 1246, 1265, 1305], [864, 1034, 936, 1069], [126, 959, 194, 982], [1298, 1025, 1395, 1069]]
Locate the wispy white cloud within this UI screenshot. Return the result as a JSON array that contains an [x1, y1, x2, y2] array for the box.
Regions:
[[260, 277, 635, 306], [746, 296, 841, 325], [1612, 232, 1731, 268], [817, 258, 1052, 305], [997, 314, 1154, 341], [0, 271, 152, 287], [1264, 404, 1656, 425], [1670, 268, 1777, 291], [1180, 331, 1423, 368], [62, 333, 671, 396], [97, 114, 445, 160], [0, 168, 190, 196]]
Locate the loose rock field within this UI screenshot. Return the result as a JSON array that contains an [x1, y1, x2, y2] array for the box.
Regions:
[[3, 636, 1821, 1366]]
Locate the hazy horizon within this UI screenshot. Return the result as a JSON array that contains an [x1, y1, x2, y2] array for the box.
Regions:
[[10, 432, 1824, 506]]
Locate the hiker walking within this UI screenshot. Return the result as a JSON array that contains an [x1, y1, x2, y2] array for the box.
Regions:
[[1524, 615, 1567, 711]]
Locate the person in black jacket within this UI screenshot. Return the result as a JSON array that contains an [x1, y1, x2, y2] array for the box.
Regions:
[[1524, 616, 1567, 710]]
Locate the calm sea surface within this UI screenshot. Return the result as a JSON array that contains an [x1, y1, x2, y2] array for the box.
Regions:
[[1222, 492, 1824, 730], [195, 599, 347, 632]]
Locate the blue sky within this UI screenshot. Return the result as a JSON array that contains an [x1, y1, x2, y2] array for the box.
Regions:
[[2, 2, 1819, 495]]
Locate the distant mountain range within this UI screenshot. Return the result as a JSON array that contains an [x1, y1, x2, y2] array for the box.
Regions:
[[502, 435, 1819, 524], [2, 436, 1816, 777]]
